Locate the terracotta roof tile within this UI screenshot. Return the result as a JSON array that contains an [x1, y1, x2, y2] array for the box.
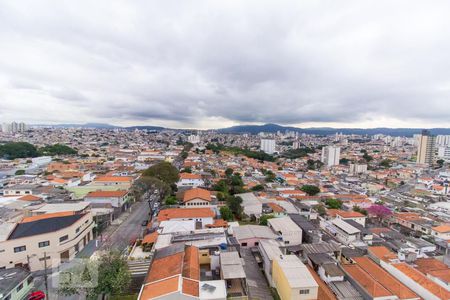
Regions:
[[157, 208, 215, 222], [94, 176, 133, 182], [183, 188, 211, 202], [140, 276, 179, 299], [85, 190, 128, 198], [353, 257, 418, 299], [182, 278, 199, 297], [342, 264, 393, 298], [392, 263, 450, 300]]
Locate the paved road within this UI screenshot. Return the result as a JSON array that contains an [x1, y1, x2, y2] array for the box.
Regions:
[[100, 201, 150, 252], [240, 248, 273, 300]]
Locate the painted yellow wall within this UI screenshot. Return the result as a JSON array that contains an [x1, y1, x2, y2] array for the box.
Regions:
[[272, 259, 292, 300]]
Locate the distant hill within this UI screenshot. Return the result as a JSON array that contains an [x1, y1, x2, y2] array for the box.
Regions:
[[217, 123, 450, 136], [42, 123, 119, 129], [125, 125, 166, 131]]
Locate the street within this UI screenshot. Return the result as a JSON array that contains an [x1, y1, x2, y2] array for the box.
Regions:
[[100, 200, 150, 251]]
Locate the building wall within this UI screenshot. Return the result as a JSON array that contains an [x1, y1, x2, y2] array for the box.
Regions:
[[184, 199, 211, 207], [3, 274, 33, 300], [0, 213, 94, 271], [272, 260, 318, 300]]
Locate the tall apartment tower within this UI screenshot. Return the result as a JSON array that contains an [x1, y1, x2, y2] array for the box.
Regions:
[[416, 130, 436, 165], [321, 146, 340, 167], [260, 139, 276, 154]]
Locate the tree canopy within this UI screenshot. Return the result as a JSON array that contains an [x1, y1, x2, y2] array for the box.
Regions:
[[219, 206, 234, 221], [39, 144, 78, 156], [325, 198, 343, 209], [0, 142, 38, 159], [301, 185, 320, 196], [142, 161, 179, 185]]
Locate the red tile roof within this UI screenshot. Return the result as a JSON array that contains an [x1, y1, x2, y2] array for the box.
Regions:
[[21, 211, 75, 223], [342, 264, 393, 298], [183, 188, 211, 202], [157, 208, 215, 221], [94, 176, 133, 182], [85, 190, 128, 198], [392, 263, 450, 300]]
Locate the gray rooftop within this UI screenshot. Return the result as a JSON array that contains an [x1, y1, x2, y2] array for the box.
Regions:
[[0, 268, 30, 296]]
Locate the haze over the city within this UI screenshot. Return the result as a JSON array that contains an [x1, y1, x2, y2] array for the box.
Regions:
[[1, 0, 450, 129]]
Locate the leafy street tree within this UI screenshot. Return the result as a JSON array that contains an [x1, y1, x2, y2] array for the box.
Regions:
[[339, 158, 350, 165], [301, 185, 320, 196], [143, 161, 179, 185], [58, 252, 131, 299], [220, 206, 234, 221], [132, 176, 171, 200], [325, 198, 343, 209], [259, 214, 275, 226], [437, 159, 445, 168]]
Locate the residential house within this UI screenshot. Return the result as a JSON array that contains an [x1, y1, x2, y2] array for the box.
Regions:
[[177, 173, 205, 188], [183, 188, 212, 207], [0, 268, 34, 300], [267, 217, 303, 246]]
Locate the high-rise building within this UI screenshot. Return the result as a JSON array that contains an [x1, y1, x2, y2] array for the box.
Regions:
[[416, 130, 436, 165], [260, 139, 276, 154], [321, 146, 340, 167], [437, 147, 450, 161], [0, 122, 28, 134], [436, 135, 450, 146]]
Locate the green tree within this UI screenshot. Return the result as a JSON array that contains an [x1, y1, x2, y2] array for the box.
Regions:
[[315, 204, 326, 216], [226, 195, 243, 218], [437, 159, 445, 168], [132, 176, 171, 200], [165, 195, 178, 205], [301, 185, 320, 196], [58, 252, 131, 299], [379, 159, 392, 168], [181, 167, 192, 173], [143, 162, 179, 185], [259, 214, 275, 226], [251, 184, 265, 191], [220, 206, 234, 221], [265, 170, 276, 182], [0, 142, 39, 159], [363, 153, 373, 162], [339, 158, 350, 165], [38, 144, 77, 156], [325, 198, 343, 209], [15, 169, 25, 175], [352, 205, 368, 216], [213, 180, 229, 194], [225, 168, 234, 177]]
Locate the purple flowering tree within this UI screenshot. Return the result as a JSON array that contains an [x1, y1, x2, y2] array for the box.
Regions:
[[367, 204, 392, 223]]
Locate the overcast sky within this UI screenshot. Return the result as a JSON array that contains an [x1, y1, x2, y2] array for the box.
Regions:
[[1, 1, 450, 129]]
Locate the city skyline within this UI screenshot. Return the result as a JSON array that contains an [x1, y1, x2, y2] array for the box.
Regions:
[[1, 1, 450, 129]]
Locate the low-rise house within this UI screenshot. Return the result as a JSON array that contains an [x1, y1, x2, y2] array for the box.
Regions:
[[0, 211, 94, 271], [431, 224, 450, 240], [3, 184, 39, 197], [272, 255, 319, 300], [258, 239, 283, 287], [91, 176, 133, 187], [219, 251, 247, 298], [183, 188, 212, 207], [84, 190, 131, 217], [232, 225, 278, 248], [329, 218, 361, 245], [177, 173, 205, 188], [0, 268, 34, 300], [157, 208, 215, 228], [267, 216, 302, 246]]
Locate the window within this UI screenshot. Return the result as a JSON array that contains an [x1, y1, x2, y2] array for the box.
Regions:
[[14, 246, 26, 253], [76, 227, 80, 233], [27, 276, 33, 285], [4, 294, 11, 300], [241, 243, 248, 247], [202, 253, 208, 257], [39, 241, 50, 248], [16, 283, 23, 292], [299, 289, 310, 295], [59, 235, 69, 242]]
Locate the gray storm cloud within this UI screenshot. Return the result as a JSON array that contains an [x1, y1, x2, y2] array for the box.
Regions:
[[0, 0, 450, 128]]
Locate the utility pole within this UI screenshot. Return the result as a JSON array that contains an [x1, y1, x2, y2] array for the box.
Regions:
[[43, 252, 49, 298]]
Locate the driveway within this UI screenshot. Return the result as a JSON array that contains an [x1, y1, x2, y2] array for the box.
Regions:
[[240, 248, 273, 300]]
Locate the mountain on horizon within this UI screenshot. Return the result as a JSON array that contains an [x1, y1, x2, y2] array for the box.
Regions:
[[217, 123, 450, 136]]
